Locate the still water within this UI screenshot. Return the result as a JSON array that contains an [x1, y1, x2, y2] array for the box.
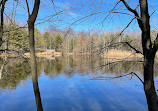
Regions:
[[0, 56, 157, 111]]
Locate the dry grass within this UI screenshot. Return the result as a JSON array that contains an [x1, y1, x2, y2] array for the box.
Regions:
[[156, 53, 158, 58], [24, 52, 62, 58], [102, 50, 158, 62], [0, 53, 18, 58], [67, 52, 91, 56], [102, 49, 143, 59], [1, 49, 158, 60], [0, 51, 62, 58]]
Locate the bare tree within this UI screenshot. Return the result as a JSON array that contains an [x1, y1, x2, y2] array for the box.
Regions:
[[118, 0, 158, 110], [0, 0, 8, 48], [70, 0, 158, 110], [25, 0, 43, 111]]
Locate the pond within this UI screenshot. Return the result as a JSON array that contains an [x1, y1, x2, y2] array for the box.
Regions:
[[0, 56, 157, 111]]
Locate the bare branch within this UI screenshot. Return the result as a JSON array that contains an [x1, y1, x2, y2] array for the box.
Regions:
[[106, 41, 143, 55], [150, 8, 158, 17], [94, 18, 136, 55], [35, 9, 66, 25], [120, 0, 143, 29], [25, 0, 30, 16], [124, 42, 143, 54], [120, 0, 139, 18], [99, 54, 143, 69], [28, 0, 40, 24], [101, 17, 136, 51], [90, 72, 144, 84], [0, 0, 7, 6]]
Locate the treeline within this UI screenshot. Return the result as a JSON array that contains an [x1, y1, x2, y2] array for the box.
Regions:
[[2, 21, 157, 54], [2, 56, 158, 90]]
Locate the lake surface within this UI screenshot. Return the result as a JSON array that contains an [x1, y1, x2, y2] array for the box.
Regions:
[[0, 56, 158, 111]]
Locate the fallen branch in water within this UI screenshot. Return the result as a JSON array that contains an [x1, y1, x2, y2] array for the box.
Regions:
[[90, 71, 144, 84]]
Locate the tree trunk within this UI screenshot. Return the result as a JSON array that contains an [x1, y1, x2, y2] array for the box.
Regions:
[[26, 0, 42, 110], [143, 50, 158, 111], [121, 0, 158, 110], [0, 63, 4, 79], [0, 0, 6, 48], [139, 0, 158, 110], [28, 24, 43, 111]]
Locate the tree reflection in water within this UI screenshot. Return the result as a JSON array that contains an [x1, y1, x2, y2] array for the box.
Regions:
[[0, 56, 157, 110], [32, 67, 43, 111], [30, 53, 43, 111]]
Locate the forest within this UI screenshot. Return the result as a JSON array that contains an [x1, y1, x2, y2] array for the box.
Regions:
[[2, 20, 158, 56], [0, 0, 158, 111]]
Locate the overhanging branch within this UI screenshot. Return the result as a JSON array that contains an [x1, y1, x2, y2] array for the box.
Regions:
[[25, 0, 30, 16], [120, 0, 143, 29], [108, 41, 143, 55], [124, 42, 143, 54], [90, 72, 144, 84], [120, 0, 139, 17]]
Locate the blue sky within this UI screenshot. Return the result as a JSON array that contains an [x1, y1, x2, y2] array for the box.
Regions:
[[4, 0, 158, 33]]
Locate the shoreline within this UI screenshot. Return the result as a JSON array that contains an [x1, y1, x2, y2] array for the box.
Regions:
[[0, 50, 158, 60]]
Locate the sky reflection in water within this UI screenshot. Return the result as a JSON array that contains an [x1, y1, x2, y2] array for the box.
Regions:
[[0, 56, 156, 111]]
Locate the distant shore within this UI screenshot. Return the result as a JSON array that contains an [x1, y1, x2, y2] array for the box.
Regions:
[[0, 50, 158, 60], [0, 51, 62, 58]]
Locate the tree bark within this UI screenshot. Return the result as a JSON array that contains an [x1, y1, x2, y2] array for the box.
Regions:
[[121, 0, 158, 110], [0, 0, 7, 48], [27, 0, 43, 111], [28, 23, 43, 111], [140, 0, 158, 110], [143, 50, 158, 111], [139, 0, 158, 110]]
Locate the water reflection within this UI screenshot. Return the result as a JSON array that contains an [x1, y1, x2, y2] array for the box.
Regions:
[[0, 56, 157, 111], [32, 64, 43, 111], [37, 56, 144, 78], [0, 59, 31, 89]]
